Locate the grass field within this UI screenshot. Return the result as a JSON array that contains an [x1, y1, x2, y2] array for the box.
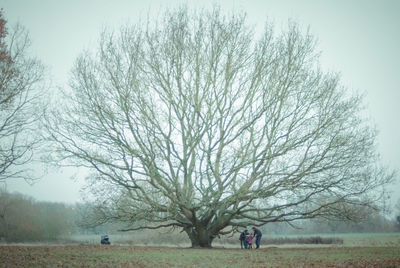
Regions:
[[1, 245, 399, 267], [1, 233, 399, 267]]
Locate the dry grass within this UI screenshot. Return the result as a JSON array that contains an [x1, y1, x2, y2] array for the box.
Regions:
[[1, 244, 399, 267]]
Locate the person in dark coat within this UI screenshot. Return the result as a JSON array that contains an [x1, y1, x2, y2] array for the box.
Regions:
[[251, 227, 262, 249], [101, 235, 110, 245], [239, 229, 249, 249]]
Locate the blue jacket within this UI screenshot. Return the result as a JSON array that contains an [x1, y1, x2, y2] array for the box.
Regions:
[[239, 230, 249, 240]]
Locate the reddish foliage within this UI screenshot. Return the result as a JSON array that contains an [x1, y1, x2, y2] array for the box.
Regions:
[[0, 8, 15, 106], [0, 9, 11, 64]]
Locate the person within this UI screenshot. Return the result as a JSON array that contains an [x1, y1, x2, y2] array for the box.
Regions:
[[252, 227, 262, 249], [100, 234, 110, 245], [244, 232, 250, 249], [248, 233, 254, 249], [239, 229, 249, 249]]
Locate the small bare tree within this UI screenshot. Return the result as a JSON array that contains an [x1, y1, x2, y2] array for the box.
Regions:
[[0, 10, 45, 181], [395, 198, 400, 230], [46, 7, 393, 247]]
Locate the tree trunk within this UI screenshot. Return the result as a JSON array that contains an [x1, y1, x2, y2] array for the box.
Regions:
[[184, 226, 215, 248]]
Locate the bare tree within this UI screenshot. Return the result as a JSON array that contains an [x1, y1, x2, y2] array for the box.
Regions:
[[395, 198, 400, 230], [0, 10, 45, 181], [46, 7, 394, 247]]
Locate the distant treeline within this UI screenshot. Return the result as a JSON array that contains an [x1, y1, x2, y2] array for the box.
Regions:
[[260, 213, 400, 236], [1, 189, 399, 243], [0, 189, 75, 242]]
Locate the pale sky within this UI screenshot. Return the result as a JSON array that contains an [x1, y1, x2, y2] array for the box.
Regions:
[[1, 0, 399, 206]]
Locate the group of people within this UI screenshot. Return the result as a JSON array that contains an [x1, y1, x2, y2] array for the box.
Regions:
[[239, 227, 262, 249]]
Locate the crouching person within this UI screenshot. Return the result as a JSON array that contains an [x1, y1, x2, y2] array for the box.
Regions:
[[101, 235, 111, 245]]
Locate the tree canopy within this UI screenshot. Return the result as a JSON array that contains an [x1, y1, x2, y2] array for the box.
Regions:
[[46, 7, 393, 247]]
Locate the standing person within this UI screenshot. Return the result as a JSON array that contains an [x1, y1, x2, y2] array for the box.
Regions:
[[248, 233, 254, 249], [244, 231, 250, 249], [239, 229, 249, 249], [252, 227, 262, 249]]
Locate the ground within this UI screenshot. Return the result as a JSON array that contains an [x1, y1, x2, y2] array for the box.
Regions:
[[1, 245, 399, 267]]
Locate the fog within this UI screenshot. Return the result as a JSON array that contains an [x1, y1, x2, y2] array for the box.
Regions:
[[1, 0, 399, 205]]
